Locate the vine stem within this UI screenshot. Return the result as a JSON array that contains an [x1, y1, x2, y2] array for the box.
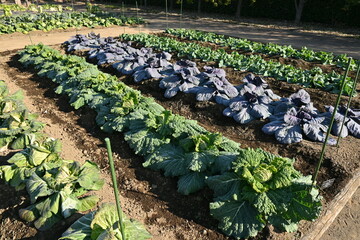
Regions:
[[105, 138, 126, 240], [311, 58, 352, 186], [336, 62, 360, 147]]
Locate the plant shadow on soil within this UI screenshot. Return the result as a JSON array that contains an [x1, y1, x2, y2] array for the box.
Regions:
[[2, 43, 358, 239]]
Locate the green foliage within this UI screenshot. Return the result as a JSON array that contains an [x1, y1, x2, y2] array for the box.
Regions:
[[121, 33, 355, 96], [166, 28, 359, 71], [206, 149, 322, 239], [60, 203, 152, 240], [0, 12, 144, 35], [18, 160, 103, 230], [0, 81, 44, 150], [18, 44, 322, 238]]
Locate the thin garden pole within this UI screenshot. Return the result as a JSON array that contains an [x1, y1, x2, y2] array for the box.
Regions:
[[165, 0, 168, 29], [122, 1, 125, 17], [136, 0, 141, 33], [28, 33, 33, 45], [311, 58, 352, 186], [180, 0, 183, 28], [336, 62, 360, 147], [105, 138, 126, 240]]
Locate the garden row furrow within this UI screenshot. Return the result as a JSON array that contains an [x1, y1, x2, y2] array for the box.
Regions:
[[17, 43, 322, 239], [165, 28, 358, 71], [121, 33, 355, 96]]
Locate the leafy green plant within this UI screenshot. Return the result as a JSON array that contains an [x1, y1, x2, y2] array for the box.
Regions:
[[0, 138, 62, 190], [121, 33, 355, 96], [0, 12, 144, 35], [206, 148, 322, 239], [19, 160, 104, 230], [18, 44, 323, 238], [165, 28, 359, 71], [0, 81, 44, 150], [60, 203, 151, 240]]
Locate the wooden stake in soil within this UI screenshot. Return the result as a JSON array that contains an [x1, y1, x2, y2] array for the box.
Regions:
[[105, 138, 126, 240], [165, 0, 168, 29], [180, 0, 183, 28], [311, 58, 352, 186], [336, 62, 360, 147], [27, 33, 33, 45]]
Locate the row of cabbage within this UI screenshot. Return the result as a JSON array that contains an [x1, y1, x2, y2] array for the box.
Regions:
[[64, 33, 360, 145], [0, 11, 144, 34], [0, 80, 151, 240], [165, 28, 358, 71], [120, 33, 355, 96], [17, 43, 322, 239], [0, 3, 73, 16]]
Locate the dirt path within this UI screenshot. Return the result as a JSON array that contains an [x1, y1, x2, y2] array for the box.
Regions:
[[0, 9, 359, 239]]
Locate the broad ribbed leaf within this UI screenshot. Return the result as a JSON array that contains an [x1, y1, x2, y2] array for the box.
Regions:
[[26, 173, 54, 203], [60, 212, 95, 240], [177, 172, 206, 195], [210, 200, 264, 239], [206, 172, 243, 201]]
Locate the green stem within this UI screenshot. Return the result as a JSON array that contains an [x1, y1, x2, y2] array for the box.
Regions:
[[336, 62, 360, 147], [311, 58, 352, 186], [105, 138, 126, 240]]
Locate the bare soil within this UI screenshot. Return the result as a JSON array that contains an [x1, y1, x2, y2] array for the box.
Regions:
[[0, 12, 359, 240]]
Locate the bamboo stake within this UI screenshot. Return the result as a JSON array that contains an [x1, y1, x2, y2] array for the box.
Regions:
[[165, 0, 168, 29], [336, 63, 360, 147], [311, 58, 352, 186], [105, 138, 126, 240], [180, 0, 183, 28]]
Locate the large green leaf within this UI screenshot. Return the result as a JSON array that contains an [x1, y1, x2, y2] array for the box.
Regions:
[[177, 172, 206, 195], [90, 203, 119, 240], [60, 212, 95, 240], [143, 144, 190, 177], [124, 129, 169, 156], [210, 200, 265, 239], [206, 172, 243, 201], [77, 195, 99, 212], [26, 173, 54, 203], [77, 161, 104, 191]]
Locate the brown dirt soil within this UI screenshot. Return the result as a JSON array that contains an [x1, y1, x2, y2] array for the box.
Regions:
[[0, 19, 359, 240]]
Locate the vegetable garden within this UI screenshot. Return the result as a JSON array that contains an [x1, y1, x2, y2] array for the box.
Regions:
[[0, 2, 360, 240]]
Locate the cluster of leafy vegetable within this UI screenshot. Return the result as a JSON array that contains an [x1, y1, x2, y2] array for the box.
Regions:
[[0, 79, 105, 231], [0, 3, 72, 16], [223, 73, 280, 123], [121, 33, 355, 96], [165, 28, 359, 71], [0, 80, 44, 150], [60, 203, 151, 240], [64, 34, 360, 144], [18, 44, 322, 239], [18, 158, 103, 230], [324, 105, 360, 138], [206, 148, 322, 239], [262, 89, 336, 144], [65, 33, 173, 83], [0, 12, 144, 34]]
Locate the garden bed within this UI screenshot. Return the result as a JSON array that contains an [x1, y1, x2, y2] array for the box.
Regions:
[[0, 34, 359, 239]]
